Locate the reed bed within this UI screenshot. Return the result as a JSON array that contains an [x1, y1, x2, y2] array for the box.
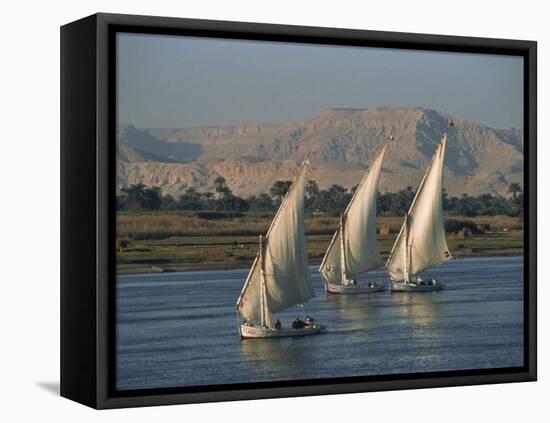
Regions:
[[117, 214, 341, 240], [117, 212, 522, 241]]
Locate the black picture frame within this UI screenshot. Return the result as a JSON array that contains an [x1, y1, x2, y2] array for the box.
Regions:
[[60, 12, 537, 409]]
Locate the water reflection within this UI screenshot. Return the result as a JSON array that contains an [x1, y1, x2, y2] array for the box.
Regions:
[[388, 291, 448, 365], [239, 337, 311, 380], [325, 292, 381, 325], [389, 291, 446, 326], [117, 257, 523, 389]]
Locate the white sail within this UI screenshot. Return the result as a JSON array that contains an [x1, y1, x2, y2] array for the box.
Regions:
[[387, 133, 451, 281], [319, 146, 385, 283], [235, 256, 263, 322], [236, 159, 314, 321], [319, 231, 343, 285]]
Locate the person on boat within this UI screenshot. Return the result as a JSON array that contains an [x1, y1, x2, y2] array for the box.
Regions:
[[305, 315, 314, 326], [292, 318, 305, 329], [275, 319, 281, 330]]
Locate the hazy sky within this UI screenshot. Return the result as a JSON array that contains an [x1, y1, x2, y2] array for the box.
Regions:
[[117, 32, 523, 130]]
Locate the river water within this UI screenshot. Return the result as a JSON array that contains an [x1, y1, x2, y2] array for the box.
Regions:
[[116, 256, 524, 390]]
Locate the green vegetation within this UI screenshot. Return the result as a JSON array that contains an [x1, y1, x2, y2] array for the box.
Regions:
[[116, 181, 524, 273], [117, 180, 524, 218], [116, 213, 523, 273]]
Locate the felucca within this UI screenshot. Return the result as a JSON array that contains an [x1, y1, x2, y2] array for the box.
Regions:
[[386, 125, 453, 292], [235, 157, 324, 339], [319, 139, 390, 294]]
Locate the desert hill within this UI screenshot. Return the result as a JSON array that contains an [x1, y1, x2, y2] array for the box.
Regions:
[[117, 107, 523, 198]]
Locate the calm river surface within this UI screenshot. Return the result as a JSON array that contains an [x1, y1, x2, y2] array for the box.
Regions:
[[116, 256, 524, 390]]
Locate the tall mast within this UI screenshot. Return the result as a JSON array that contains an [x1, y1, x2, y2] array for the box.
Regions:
[[386, 124, 452, 281], [258, 234, 271, 328], [236, 155, 313, 323], [339, 212, 348, 285], [404, 215, 409, 282], [408, 217, 414, 280], [387, 131, 445, 266], [264, 153, 310, 240], [319, 137, 391, 284], [339, 136, 392, 220]]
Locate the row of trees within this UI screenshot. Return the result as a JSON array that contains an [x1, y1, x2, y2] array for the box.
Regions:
[[116, 178, 524, 217]]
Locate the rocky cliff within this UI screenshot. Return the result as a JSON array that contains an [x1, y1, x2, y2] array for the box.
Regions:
[[117, 107, 523, 197]]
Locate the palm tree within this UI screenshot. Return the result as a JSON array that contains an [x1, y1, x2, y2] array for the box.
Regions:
[[270, 181, 292, 202], [306, 180, 319, 199], [214, 176, 228, 199], [508, 182, 522, 199], [201, 191, 214, 209]]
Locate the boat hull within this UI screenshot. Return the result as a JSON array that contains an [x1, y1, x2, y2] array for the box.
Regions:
[[239, 323, 324, 339], [325, 281, 385, 294], [390, 280, 444, 292]]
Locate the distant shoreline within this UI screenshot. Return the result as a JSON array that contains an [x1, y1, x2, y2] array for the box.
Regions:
[[115, 213, 523, 275], [116, 250, 523, 275]]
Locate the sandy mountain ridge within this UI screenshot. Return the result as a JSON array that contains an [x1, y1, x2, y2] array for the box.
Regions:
[[117, 107, 523, 198]]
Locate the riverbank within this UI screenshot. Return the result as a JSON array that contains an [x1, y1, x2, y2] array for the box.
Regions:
[[116, 229, 523, 274]]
